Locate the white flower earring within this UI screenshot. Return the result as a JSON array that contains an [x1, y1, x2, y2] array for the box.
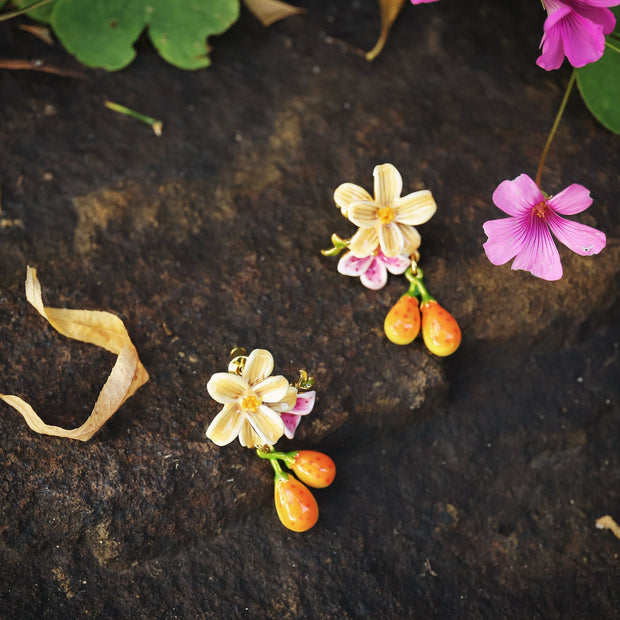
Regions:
[[323, 163, 461, 356], [206, 348, 335, 532]]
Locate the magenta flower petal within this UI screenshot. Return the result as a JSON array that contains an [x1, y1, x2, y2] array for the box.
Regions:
[[290, 391, 316, 416], [547, 183, 592, 214], [410, 0, 439, 3], [510, 218, 563, 281], [360, 257, 388, 290], [537, 0, 616, 70], [483, 217, 528, 265], [562, 14, 605, 67], [337, 252, 374, 277], [546, 212, 607, 256], [492, 174, 542, 216], [281, 412, 301, 440]]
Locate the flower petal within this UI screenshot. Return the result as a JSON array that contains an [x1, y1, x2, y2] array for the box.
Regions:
[[380, 252, 411, 275], [360, 257, 388, 290], [281, 412, 301, 440], [242, 349, 274, 385], [254, 375, 290, 403], [399, 225, 422, 254], [347, 200, 380, 228], [493, 175, 542, 216], [547, 212, 606, 256], [562, 13, 605, 68], [207, 372, 248, 404], [378, 223, 405, 257], [337, 252, 374, 277], [482, 216, 528, 265], [547, 184, 592, 215], [373, 163, 402, 206], [511, 218, 563, 281], [238, 419, 263, 448], [393, 190, 437, 225], [334, 182, 372, 214], [248, 405, 285, 446], [349, 227, 379, 257], [270, 385, 298, 412], [290, 390, 316, 415], [206, 403, 245, 446]]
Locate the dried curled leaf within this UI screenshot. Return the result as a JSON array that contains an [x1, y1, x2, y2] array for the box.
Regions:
[[366, 0, 406, 61], [596, 515, 620, 540], [0, 266, 149, 441], [242, 0, 305, 27]]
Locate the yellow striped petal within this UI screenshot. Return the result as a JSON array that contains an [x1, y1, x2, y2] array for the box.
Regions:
[[393, 190, 436, 225], [207, 372, 248, 404], [242, 349, 274, 385], [349, 226, 379, 258], [399, 224, 422, 254], [379, 222, 405, 257], [334, 183, 372, 214], [206, 403, 245, 446], [249, 405, 285, 446], [373, 164, 402, 206], [254, 375, 290, 403], [347, 200, 380, 228]]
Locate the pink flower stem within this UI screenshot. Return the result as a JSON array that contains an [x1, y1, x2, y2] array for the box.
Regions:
[[535, 69, 577, 189]]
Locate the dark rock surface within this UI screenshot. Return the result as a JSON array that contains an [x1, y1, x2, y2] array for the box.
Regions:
[[1, 1, 619, 617]]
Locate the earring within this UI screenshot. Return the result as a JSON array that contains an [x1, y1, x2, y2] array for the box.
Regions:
[[205, 347, 336, 532], [322, 163, 461, 356]]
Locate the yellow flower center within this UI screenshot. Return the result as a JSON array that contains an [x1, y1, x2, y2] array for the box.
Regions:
[[534, 201, 548, 218], [377, 205, 395, 225], [241, 393, 262, 413]]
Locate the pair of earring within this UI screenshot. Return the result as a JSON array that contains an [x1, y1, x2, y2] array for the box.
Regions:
[[205, 164, 461, 532]]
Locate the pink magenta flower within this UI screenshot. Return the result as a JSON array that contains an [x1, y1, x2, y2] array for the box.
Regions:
[[411, 0, 439, 3], [280, 391, 315, 440], [483, 174, 606, 281], [337, 249, 410, 290], [537, 0, 617, 70]]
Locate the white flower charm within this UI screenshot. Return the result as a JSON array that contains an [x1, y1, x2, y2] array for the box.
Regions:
[[206, 349, 297, 448], [334, 163, 437, 258]]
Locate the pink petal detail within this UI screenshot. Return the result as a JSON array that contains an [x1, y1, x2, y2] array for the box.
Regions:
[[482, 217, 528, 266], [492, 175, 542, 216], [547, 183, 592, 215], [281, 412, 301, 440], [380, 251, 411, 275], [360, 257, 388, 290], [511, 217, 563, 281], [290, 391, 316, 416], [338, 252, 374, 277], [546, 212, 607, 256]]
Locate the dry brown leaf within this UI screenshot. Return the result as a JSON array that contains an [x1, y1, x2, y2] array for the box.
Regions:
[[242, 0, 305, 27], [366, 0, 406, 61], [18, 24, 54, 45], [596, 515, 620, 540], [0, 266, 149, 441]]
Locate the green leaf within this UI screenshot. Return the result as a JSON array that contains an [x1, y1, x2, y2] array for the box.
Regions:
[[50, 0, 239, 71], [148, 0, 240, 70], [11, 0, 56, 22], [576, 8, 620, 134]]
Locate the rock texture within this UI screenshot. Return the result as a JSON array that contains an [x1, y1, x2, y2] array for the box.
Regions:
[[0, 1, 619, 617]]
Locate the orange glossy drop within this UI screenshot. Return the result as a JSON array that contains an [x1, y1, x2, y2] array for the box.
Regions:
[[290, 451, 336, 489], [274, 474, 319, 532], [420, 300, 461, 356], [384, 294, 421, 345]]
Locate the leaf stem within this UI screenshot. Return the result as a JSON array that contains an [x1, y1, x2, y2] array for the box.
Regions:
[[604, 40, 620, 54], [535, 69, 577, 188], [104, 101, 162, 136], [0, 0, 55, 22]]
